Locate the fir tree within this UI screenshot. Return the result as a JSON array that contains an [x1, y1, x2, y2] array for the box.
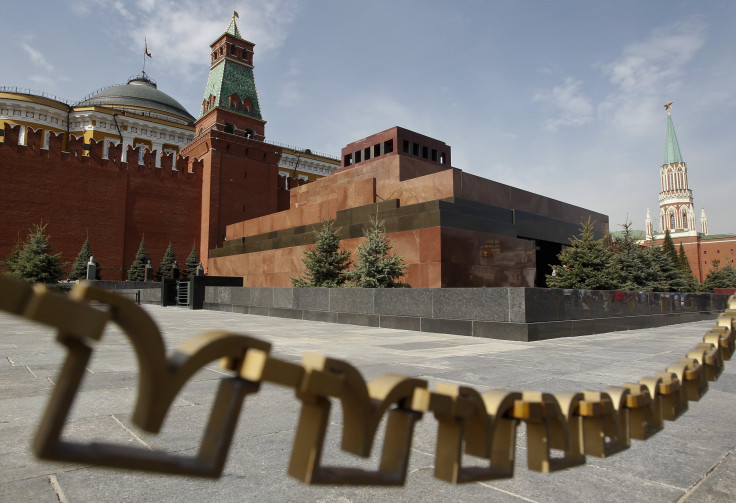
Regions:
[[291, 220, 352, 287], [128, 237, 151, 281], [11, 223, 67, 284], [661, 229, 679, 266], [184, 245, 200, 278], [1, 235, 23, 275], [702, 259, 736, 291], [156, 243, 177, 281], [609, 220, 648, 291], [677, 243, 698, 291], [547, 218, 614, 290], [641, 245, 689, 292], [348, 217, 407, 288], [68, 238, 100, 281], [677, 243, 689, 270]]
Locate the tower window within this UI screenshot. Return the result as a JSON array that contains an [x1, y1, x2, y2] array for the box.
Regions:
[[230, 44, 237, 55], [670, 214, 675, 229], [668, 173, 673, 190], [682, 212, 687, 229]]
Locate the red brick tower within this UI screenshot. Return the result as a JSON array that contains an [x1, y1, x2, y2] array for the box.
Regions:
[[182, 13, 281, 271]]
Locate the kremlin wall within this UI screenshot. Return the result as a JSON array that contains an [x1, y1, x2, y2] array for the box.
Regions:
[[0, 16, 338, 281], [2, 14, 612, 287]]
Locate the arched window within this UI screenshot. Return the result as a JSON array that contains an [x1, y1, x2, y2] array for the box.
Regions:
[[668, 173, 673, 190], [683, 212, 688, 229], [670, 214, 675, 229]]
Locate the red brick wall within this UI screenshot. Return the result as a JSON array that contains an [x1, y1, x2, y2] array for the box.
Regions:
[[700, 239, 736, 279], [0, 124, 202, 280], [182, 126, 283, 271], [643, 235, 736, 283]]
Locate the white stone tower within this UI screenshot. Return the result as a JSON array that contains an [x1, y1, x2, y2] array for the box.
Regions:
[[656, 103, 697, 237], [700, 208, 709, 235]]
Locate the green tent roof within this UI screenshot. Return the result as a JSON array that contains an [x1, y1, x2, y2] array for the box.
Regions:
[[200, 16, 262, 120], [225, 15, 241, 39], [663, 113, 684, 165]]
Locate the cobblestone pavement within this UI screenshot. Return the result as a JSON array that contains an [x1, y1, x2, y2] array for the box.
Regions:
[[1, 305, 734, 502]]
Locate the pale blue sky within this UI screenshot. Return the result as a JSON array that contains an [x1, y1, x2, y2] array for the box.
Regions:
[[2, 1, 734, 234]]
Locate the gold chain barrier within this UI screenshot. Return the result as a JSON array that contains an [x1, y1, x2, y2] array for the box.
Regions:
[[1, 275, 734, 485]]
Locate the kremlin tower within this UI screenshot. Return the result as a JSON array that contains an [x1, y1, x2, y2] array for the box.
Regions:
[[655, 103, 700, 238]]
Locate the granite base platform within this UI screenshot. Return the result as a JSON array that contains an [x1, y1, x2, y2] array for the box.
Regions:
[[196, 287, 727, 341]]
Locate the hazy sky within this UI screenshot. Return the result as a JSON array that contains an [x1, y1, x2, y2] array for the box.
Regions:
[[2, 1, 734, 234]]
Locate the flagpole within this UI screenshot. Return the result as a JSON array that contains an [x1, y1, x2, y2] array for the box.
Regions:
[[143, 38, 146, 74]]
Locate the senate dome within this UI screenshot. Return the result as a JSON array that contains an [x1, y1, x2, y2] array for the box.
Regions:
[[78, 74, 195, 126]]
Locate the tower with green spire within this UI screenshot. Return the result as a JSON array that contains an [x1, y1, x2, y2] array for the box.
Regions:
[[656, 103, 697, 238], [197, 12, 266, 139], [181, 12, 282, 272]]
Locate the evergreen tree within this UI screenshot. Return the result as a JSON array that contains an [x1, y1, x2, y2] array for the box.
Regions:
[[68, 238, 100, 281], [184, 245, 200, 278], [661, 229, 679, 266], [547, 218, 614, 290], [641, 245, 689, 292], [1, 235, 23, 275], [348, 217, 407, 288], [156, 243, 177, 281], [128, 237, 151, 281], [677, 243, 698, 291], [291, 220, 352, 287], [609, 221, 648, 291], [677, 243, 689, 270], [702, 259, 736, 291], [11, 223, 67, 284]]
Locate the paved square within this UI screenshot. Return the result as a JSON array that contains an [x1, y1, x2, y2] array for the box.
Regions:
[[1, 305, 734, 502]]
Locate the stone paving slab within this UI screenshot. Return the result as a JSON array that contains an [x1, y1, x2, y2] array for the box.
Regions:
[[0, 305, 734, 502]]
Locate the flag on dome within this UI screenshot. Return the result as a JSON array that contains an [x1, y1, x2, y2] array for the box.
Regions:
[[145, 39, 152, 58]]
